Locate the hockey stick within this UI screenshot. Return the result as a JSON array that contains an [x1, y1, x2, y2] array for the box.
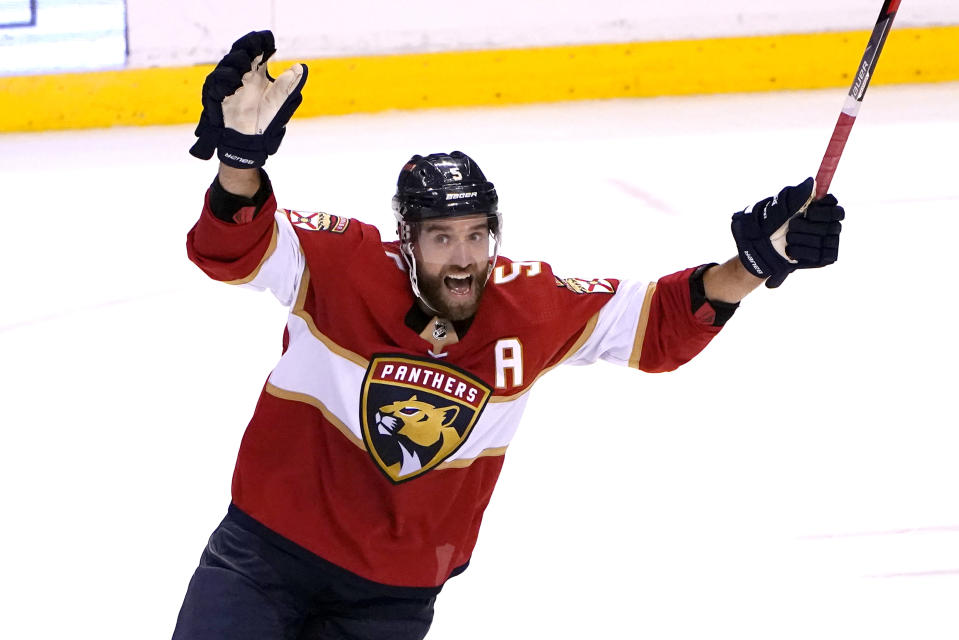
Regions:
[[814, 0, 902, 199]]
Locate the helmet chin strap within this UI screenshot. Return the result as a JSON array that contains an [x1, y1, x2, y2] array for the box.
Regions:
[[486, 229, 501, 283], [398, 221, 442, 316]]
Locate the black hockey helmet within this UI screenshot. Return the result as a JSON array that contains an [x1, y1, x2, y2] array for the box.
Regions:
[[392, 151, 499, 229]]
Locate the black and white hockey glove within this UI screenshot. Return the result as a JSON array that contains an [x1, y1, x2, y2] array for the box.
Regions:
[[731, 177, 844, 289], [189, 30, 308, 168]]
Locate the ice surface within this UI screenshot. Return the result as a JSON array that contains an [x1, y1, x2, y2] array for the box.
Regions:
[[2, 83, 957, 639]]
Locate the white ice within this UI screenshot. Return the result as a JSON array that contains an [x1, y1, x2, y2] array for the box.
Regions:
[[2, 82, 958, 639]]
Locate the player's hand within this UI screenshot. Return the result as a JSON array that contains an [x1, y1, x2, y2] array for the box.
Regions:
[[731, 178, 844, 289], [189, 30, 308, 168]]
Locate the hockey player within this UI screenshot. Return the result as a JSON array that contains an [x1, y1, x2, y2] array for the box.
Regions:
[[174, 31, 844, 640]]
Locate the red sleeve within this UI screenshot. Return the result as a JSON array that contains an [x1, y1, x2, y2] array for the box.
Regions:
[[186, 188, 278, 282], [638, 267, 723, 373]]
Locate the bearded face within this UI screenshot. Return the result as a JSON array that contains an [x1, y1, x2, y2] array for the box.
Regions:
[[411, 215, 492, 321]]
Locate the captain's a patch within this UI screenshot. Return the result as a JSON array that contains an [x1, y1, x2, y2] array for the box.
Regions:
[[360, 354, 492, 484], [554, 276, 617, 295], [282, 208, 350, 233]]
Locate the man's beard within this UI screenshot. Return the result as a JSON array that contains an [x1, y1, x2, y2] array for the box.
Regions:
[[416, 266, 487, 321]]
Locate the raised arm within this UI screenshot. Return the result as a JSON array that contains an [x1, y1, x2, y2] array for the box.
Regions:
[[185, 30, 310, 306]]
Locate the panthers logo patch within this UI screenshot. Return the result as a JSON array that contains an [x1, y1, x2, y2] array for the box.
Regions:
[[282, 208, 350, 233], [360, 354, 492, 483]]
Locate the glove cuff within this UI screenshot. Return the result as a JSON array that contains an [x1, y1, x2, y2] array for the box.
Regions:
[[217, 126, 290, 168], [730, 212, 793, 284], [217, 133, 269, 168], [734, 242, 786, 280]]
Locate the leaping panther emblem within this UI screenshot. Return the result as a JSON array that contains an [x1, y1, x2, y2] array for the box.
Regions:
[[361, 354, 492, 483], [375, 396, 460, 477]]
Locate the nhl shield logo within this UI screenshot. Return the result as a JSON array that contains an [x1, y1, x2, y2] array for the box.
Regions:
[[361, 354, 492, 483]]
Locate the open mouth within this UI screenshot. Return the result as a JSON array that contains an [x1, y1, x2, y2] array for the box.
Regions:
[[444, 274, 473, 296]]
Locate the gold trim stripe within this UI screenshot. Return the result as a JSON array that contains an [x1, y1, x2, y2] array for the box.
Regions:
[[1, 25, 957, 132], [290, 264, 370, 368], [265, 383, 509, 467], [224, 221, 279, 286], [437, 447, 508, 470], [264, 267, 606, 464], [265, 382, 365, 449], [628, 282, 658, 369]]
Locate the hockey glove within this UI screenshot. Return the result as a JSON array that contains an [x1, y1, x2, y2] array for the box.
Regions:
[[731, 177, 844, 289], [189, 30, 308, 168]]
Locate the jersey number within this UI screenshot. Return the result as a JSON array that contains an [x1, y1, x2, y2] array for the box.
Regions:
[[493, 261, 542, 284]]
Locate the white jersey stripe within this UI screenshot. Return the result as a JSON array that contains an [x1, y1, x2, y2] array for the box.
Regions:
[[566, 278, 657, 368], [266, 311, 533, 464], [268, 312, 367, 440]]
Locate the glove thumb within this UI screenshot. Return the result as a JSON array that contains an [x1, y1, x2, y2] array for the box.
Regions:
[[781, 177, 816, 216], [261, 63, 308, 132]]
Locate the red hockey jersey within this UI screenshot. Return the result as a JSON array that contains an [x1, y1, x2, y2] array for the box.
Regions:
[[187, 190, 724, 588]]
